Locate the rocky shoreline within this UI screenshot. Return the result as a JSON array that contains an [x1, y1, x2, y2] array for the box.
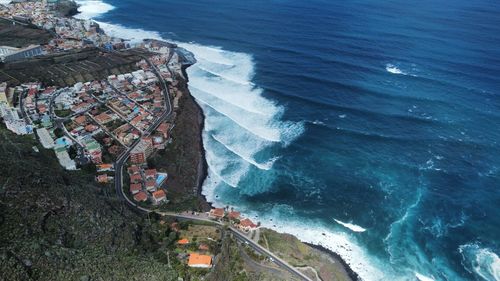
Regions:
[[306, 243, 361, 281], [181, 63, 358, 281], [181, 65, 211, 210]]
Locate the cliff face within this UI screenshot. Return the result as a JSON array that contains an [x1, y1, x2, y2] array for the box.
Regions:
[[149, 76, 210, 212], [0, 126, 178, 281], [53, 0, 80, 17]]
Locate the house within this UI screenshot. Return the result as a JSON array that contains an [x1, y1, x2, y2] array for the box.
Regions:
[[145, 179, 156, 192], [144, 169, 157, 180], [152, 190, 166, 204], [188, 253, 212, 268], [85, 124, 98, 132], [177, 238, 189, 245], [95, 112, 112, 124], [96, 163, 114, 172], [127, 165, 140, 175], [228, 211, 241, 220], [74, 115, 86, 125], [130, 183, 141, 195], [133, 191, 148, 202], [130, 173, 142, 183], [238, 218, 257, 231], [209, 208, 225, 219], [90, 150, 102, 164], [156, 122, 170, 139], [96, 174, 109, 183]]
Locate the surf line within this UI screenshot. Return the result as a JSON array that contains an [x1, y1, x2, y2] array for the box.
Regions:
[[334, 218, 367, 233]]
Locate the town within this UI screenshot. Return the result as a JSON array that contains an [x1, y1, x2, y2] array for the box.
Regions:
[[0, 0, 271, 276]]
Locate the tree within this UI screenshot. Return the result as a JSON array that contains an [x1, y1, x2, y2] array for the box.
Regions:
[[53, 127, 64, 138]]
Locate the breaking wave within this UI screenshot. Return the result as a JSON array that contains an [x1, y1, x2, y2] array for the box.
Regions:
[[459, 243, 500, 281], [74, 0, 114, 20], [386, 63, 407, 75], [334, 218, 367, 233], [415, 272, 436, 281]]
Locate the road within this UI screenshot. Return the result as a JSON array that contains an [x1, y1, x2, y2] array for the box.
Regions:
[[110, 50, 312, 281]]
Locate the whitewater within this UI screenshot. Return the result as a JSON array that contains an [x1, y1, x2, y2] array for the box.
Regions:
[[72, 2, 383, 279], [71, 1, 500, 281]]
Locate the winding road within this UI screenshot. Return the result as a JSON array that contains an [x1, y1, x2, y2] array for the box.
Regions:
[[112, 49, 312, 281]]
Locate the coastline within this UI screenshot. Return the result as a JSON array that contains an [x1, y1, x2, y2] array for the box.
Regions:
[[180, 63, 358, 280], [181, 64, 211, 210], [306, 243, 361, 281], [180, 74, 211, 212], [26, 4, 358, 279]]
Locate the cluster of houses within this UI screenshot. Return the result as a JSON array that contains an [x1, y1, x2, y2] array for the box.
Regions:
[[0, 2, 190, 211], [1, 55, 174, 180], [0, 0, 125, 57], [209, 208, 259, 232], [127, 164, 168, 204]]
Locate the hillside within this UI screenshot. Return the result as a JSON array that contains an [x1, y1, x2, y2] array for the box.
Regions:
[[0, 18, 53, 48], [0, 126, 178, 281]]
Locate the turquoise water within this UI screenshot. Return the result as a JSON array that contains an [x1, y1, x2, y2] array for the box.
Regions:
[[75, 0, 500, 280], [156, 173, 167, 186]]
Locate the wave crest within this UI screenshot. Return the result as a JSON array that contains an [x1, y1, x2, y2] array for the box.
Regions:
[[334, 218, 367, 233], [74, 0, 115, 20], [459, 243, 500, 281]]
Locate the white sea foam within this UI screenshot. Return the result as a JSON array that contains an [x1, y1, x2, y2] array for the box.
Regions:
[[66, 2, 403, 280], [196, 64, 254, 86], [94, 21, 162, 43], [311, 120, 325, 125], [211, 134, 276, 170], [203, 129, 250, 188], [334, 219, 367, 233], [0, 0, 11, 5], [386, 63, 407, 75], [415, 272, 436, 281], [459, 243, 500, 281], [235, 205, 389, 281], [74, 0, 114, 20]]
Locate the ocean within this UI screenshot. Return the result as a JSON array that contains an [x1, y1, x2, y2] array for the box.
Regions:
[[74, 0, 500, 280]]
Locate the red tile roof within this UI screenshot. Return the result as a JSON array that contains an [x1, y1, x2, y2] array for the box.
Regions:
[[210, 208, 224, 218], [128, 166, 140, 175], [145, 180, 156, 188], [152, 189, 166, 199], [130, 183, 141, 193], [188, 253, 212, 267], [130, 174, 142, 183], [74, 115, 86, 124], [133, 191, 147, 202], [228, 211, 240, 220], [145, 169, 157, 178], [239, 218, 257, 228], [177, 238, 189, 245]]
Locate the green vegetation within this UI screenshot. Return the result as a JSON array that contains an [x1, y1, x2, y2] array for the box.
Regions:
[[0, 125, 178, 281], [54, 109, 72, 118], [149, 80, 209, 213], [258, 229, 353, 281], [0, 18, 53, 48], [0, 48, 150, 87], [53, 127, 64, 138]]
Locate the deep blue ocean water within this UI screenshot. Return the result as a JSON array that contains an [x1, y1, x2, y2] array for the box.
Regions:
[[76, 0, 500, 280]]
